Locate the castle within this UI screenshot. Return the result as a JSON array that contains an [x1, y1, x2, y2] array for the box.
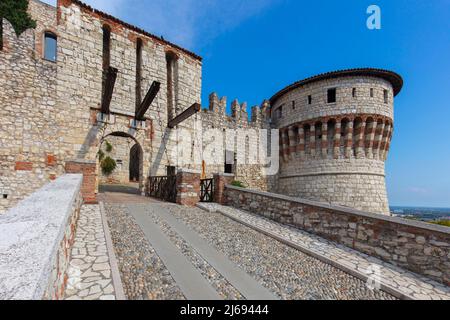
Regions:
[[0, 0, 402, 215]]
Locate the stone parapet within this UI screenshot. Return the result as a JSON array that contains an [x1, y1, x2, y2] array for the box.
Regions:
[[0, 174, 83, 300], [224, 185, 450, 286]]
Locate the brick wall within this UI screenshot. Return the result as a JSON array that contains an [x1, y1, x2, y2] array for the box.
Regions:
[[176, 170, 201, 207], [224, 185, 450, 286], [65, 160, 97, 204]]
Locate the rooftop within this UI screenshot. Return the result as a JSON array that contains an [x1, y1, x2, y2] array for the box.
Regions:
[[270, 68, 403, 105]]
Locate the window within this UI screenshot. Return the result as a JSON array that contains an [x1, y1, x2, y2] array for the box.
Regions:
[[327, 88, 336, 103], [352, 88, 357, 98], [224, 150, 234, 174], [102, 25, 111, 71], [308, 95, 312, 105], [370, 88, 374, 97], [136, 38, 143, 109], [277, 106, 283, 119], [166, 52, 178, 122], [0, 19, 3, 51], [292, 100, 296, 110], [44, 32, 57, 62], [384, 90, 388, 104]]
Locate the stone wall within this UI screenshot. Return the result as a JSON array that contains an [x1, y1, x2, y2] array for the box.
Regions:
[[224, 186, 450, 286], [278, 158, 389, 213], [0, 0, 203, 212], [55, 0, 203, 177], [0, 174, 83, 300], [271, 76, 394, 129], [199, 93, 274, 191], [0, 11, 61, 213]]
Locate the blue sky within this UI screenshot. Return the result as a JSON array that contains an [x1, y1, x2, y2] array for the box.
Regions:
[[41, 0, 450, 207]]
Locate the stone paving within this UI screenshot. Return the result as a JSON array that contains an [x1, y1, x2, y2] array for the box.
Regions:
[[197, 203, 450, 300], [64, 205, 119, 300], [165, 204, 395, 300], [98, 188, 399, 300]]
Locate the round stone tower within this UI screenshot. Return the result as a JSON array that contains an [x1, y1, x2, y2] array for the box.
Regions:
[[269, 68, 403, 215]]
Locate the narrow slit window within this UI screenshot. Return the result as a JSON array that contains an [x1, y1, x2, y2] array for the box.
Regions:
[[0, 18, 3, 51], [277, 106, 283, 119], [370, 88, 374, 98], [327, 88, 336, 103], [292, 100, 296, 110], [44, 32, 57, 62], [166, 51, 178, 122], [102, 25, 111, 71], [136, 38, 143, 109], [384, 89, 388, 104], [308, 95, 312, 105], [352, 88, 357, 98]]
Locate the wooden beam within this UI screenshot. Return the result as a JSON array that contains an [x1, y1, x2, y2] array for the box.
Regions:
[[136, 81, 161, 120], [168, 103, 201, 129], [101, 66, 118, 114]]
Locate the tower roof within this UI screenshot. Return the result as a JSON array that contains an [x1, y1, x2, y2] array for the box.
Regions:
[[270, 68, 403, 105]]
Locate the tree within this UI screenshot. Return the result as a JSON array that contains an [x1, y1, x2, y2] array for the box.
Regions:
[[0, 0, 37, 48]]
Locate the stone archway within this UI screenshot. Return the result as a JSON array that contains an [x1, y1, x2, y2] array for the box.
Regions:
[[98, 131, 145, 194]]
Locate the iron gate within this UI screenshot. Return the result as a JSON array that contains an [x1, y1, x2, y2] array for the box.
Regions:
[[147, 176, 177, 203], [200, 178, 214, 202]]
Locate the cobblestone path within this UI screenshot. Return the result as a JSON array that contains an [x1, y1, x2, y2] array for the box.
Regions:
[[64, 205, 124, 300], [100, 192, 399, 300], [198, 203, 450, 300]]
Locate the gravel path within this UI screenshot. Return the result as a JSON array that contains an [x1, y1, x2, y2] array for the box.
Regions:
[[164, 205, 396, 300], [104, 203, 185, 300], [104, 197, 395, 300], [143, 205, 244, 300]]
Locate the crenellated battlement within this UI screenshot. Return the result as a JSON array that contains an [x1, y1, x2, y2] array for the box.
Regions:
[[203, 92, 270, 128]]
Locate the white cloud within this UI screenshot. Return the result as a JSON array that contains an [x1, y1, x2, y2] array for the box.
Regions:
[[39, 0, 281, 49], [127, 0, 281, 48]]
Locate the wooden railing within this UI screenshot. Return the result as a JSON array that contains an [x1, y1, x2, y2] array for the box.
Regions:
[[146, 175, 177, 203]]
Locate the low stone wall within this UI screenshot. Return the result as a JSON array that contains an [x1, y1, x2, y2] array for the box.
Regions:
[[224, 186, 450, 286], [0, 175, 83, 300]]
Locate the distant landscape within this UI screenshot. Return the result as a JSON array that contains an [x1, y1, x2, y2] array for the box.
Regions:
[[390, 206, 450, 222]]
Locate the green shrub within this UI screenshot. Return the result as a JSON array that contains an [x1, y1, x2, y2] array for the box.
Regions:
[[101, 156, 116, 176], [231, 180, 246, 188], [104, 140, 113, 153], [97, 149, 105, 161], [0, 0, 36, 38], [430, 220, 450, 228]]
